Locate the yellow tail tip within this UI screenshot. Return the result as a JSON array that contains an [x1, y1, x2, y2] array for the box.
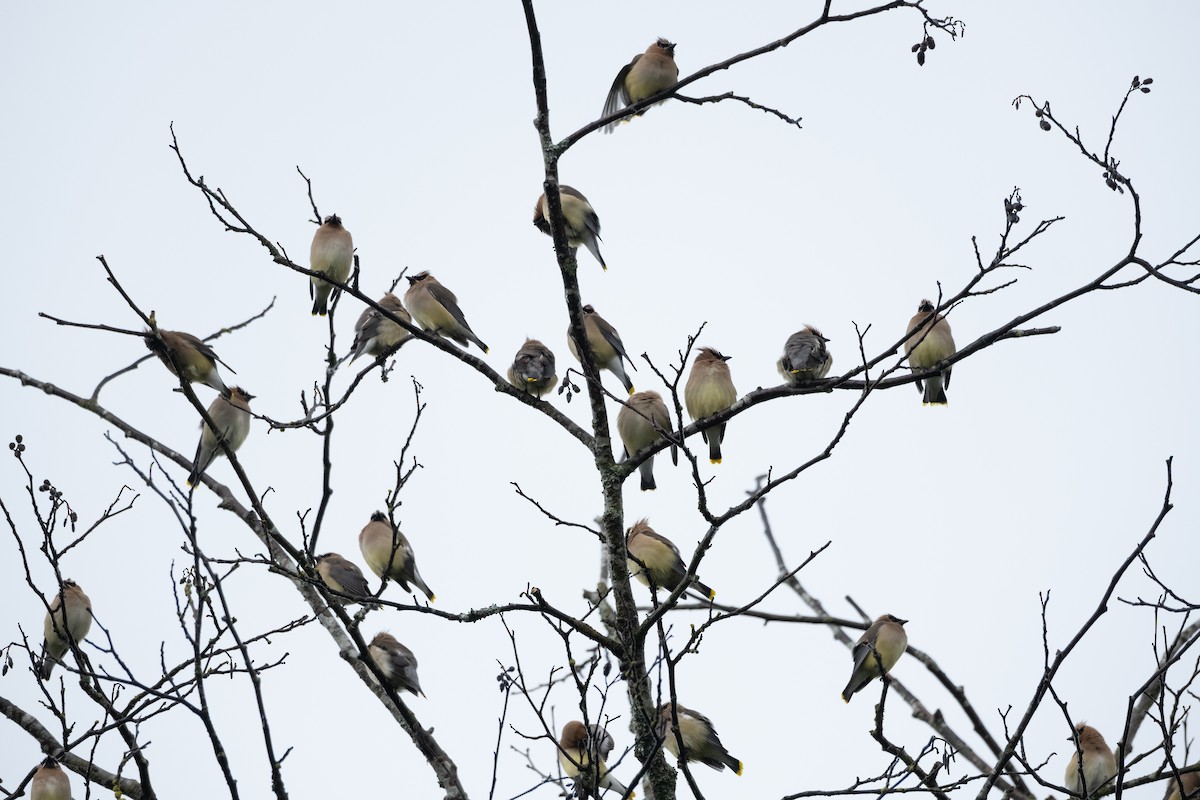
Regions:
[[708, 589, 716, 600], [736, 761, 744, 777], [483, 348, 490, 355], [710, 458, 722, 464], [627, 388, 635, 396]]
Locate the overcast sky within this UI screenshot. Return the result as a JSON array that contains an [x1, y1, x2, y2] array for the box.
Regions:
[[3, 2, 1199, 798]]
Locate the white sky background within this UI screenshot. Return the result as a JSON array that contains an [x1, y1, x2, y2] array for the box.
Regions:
[[2, 1, 1199, 798]]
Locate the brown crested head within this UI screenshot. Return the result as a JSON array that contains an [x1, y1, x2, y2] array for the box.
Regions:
[[323, 214, 343, 228], [532, 192, 549, 230], [917, 299, 935, 314], [370, 631, 400, 650], [803, 325, 830, 342], [696, 347, 731, 363], [406, 270, 432, 286], [370, 510, 388, 524], [882, 613, 908, 626], [560, 720, 588, 748], [581, 304, 596, 315], [626, 518, 653, 543], [654, 37, 676, 54], [229, 386, 255, 403], [1072, 722, 1109, 749]]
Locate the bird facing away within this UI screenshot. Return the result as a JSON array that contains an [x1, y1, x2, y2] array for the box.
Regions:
[[507, 338, 557, 399], [842, 614, 908, 703], [30, 756, 71, 800], [602, 38, 679, 133], [310, 214, 353, 316], [566, 304, 636, 395], [315, 553, 373, 605], [188, 387, 254, 486], [1064, 723, 1117, 798], [1165, 768, 1200, 800], [403, 271, 489, 353], [684, 347, 737, 464], [40, 580, 92, 681], [368, 632, 425, 697], [657, 702, 743, 775], [903, 300, 956, 405], [626, 519, 714, 600], [358, 511, 435, 602], [777, 326, 833, 385], [558, 720, 633, 798], [144, 329, 232, 395], [350, 292, 413, 362], [617, 391, 677, 491], [533, 186, 606, 270]]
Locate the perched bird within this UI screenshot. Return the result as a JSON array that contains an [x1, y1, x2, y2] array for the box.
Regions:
[[626, 519, 714, 600], [30, 756, 71, 800], [1064, 723, 1117, 798], [657, 702, 743, 775], [842, 614, 908, 703], [508, 338, 557, 399], [903, 300, 957, 405], [777, 327, 833, 385], [358, 511, 435, 602], [1165, 768, 1200, 800], [350, 293, 413, 362], [368, 632, 425, 697], [188, 387, 254, 486], [310, 214, 354, 316], [602, 38, 679, 133], [617, 391, 677, 491], [403, 271, 489, 353], [566, 305, 636, 395], [533, 186, 607, 270], [39, 580, 92, 681], [315, 553, 374, 605], [684, 347, 737, 464], [144, 329, 232, 395], [558, 720, 632, 798]]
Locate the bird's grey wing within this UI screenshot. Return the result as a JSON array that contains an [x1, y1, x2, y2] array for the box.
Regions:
[[426, 283, 473, 331], [603, 58, 639, 120]]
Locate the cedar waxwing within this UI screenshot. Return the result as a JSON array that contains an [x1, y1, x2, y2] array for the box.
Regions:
[[403, 271, 489, 353], [626, 519, 714, 600], [1165, 768, 1200, 800], [903, 300, 956, 405], [777, 327, 833, 385], [315, 553, 374, 605], [357, 511, 435, 602], [602, 38, 679, 133], [188, 387, 254, 486], [684, 347, 737, 464], [617, 391, 677, 491], [1064, 723, 1117, 798], [566, 305, 636, 395], [558, 720, 633, 798], [533, 186, 607, 270], [842, 614, 908, 703], [145, 329, 232, 395], [368, 631, 425, 697], [30, 756, 71, 800], [310, 214, 353, 316], [508, 338, 557, 398], [39, 580, 92, 681], [657, 702, 743, 775], [350, 293, 413, 362]]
